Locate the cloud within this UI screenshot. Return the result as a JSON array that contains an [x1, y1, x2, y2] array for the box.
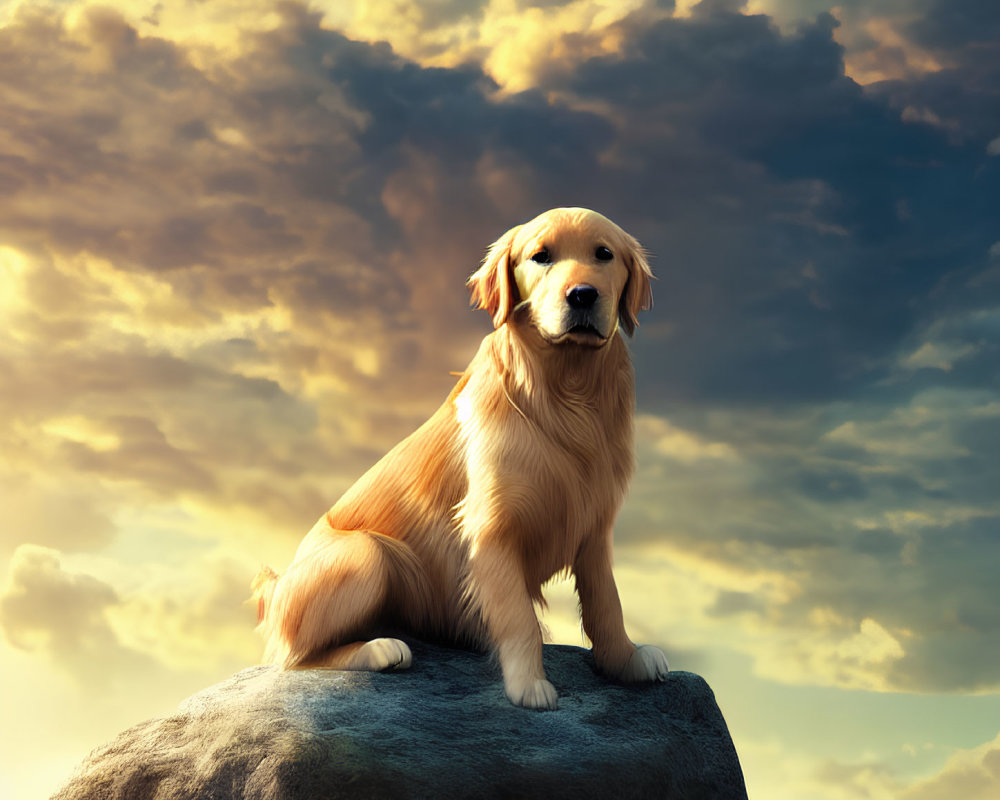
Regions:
[[496, 3, 997, 412], [908, 0, 1000, 52], [0, 545, 148, 683], [619, 386, 1000, 693], [97, 553, 262, 672], [861, 1, 1000, 156], [0, 249, 332, 533], [635, 414, 740, 463], [0, 540, 263, 799], [901, 340, 978, 372], [0, 543, 260, 682], [0, 476, 117, 554], [4, 0, 995, 419], [813, 757, 902, 798], [836, 7, 948, 84], [900, 732, 1000, 800]]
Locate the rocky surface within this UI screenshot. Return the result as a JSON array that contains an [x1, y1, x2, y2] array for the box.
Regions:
[[52, 641, 748, 799]]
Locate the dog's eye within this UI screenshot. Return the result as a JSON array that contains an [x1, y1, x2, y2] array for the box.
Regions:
[[595, 246, 614, 262], [530, 249, 551, 264]]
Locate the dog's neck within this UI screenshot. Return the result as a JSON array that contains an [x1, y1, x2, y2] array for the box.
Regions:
[[490, 320, 634, 421]]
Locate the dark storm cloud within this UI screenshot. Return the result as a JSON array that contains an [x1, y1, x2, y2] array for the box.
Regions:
[[854, 515, 1000, 693], [532, 0, 998, 691], [244, 2, 618, 253], [794, 467, 869, 503], [16, 0, 983, 412], [908, 0, 1000, 51], [623, 376, 1000, 691], [867, 50, 1000, 153], [536, 4, 1000, 408]]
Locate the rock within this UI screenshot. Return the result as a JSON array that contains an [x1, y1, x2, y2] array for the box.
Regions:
[[51, 641, 748, 800]]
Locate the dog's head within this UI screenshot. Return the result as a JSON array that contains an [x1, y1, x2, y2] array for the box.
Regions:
[[468, 208, 653, 346]]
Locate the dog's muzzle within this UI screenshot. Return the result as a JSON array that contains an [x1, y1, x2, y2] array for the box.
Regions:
[[560, 284, 606, 344]]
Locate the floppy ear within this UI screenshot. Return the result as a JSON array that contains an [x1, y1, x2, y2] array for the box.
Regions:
[[467, 225, 521, 328], [618, 233, 654, 337]]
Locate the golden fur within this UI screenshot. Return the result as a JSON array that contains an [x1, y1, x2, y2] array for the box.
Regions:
[[252, 207, 668, 709]]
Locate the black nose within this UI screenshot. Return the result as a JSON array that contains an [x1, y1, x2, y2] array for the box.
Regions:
[[566, 284, 599, 310]]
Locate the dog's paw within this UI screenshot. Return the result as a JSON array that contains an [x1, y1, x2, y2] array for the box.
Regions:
[[507, 678, 559, 710], [619, 644, 669, 683], [350, 638, 412, 671]]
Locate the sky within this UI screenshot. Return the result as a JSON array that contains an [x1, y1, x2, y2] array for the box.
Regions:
[[0, 0, 998, 797]]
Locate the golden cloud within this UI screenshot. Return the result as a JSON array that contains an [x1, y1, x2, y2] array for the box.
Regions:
[[0, 545, 140, 683], [636, 413, 741, 464], [900, 732, 1000, 800]]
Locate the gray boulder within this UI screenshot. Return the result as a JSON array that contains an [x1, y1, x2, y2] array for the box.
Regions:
[[52, 641, 748, 799]]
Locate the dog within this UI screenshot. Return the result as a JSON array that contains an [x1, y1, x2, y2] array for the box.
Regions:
[[252, 207, 669, 709]]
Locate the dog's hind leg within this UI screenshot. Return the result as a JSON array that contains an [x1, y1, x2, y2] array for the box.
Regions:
[[254, 525, 432, 671]]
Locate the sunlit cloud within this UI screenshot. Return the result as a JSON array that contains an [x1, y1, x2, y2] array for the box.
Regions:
[[900, 732, 1000, 799], [0, 545, 147, 684], [636, 413, 741, 463], [901, 340, 978, 372], [839, 12, 948, 84]]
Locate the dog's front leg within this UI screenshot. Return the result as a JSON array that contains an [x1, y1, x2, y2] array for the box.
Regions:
[[468, 537, 558, 710], [574, 532, 669, 683]]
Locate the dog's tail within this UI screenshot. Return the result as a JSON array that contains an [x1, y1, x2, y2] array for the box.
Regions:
[[250, 565, 280, 626]]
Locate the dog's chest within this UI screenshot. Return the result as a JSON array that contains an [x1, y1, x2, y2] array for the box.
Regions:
[[455, 377, 631, 574]]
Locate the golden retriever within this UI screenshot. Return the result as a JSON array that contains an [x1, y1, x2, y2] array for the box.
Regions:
[[252, 207, 668, 709]]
